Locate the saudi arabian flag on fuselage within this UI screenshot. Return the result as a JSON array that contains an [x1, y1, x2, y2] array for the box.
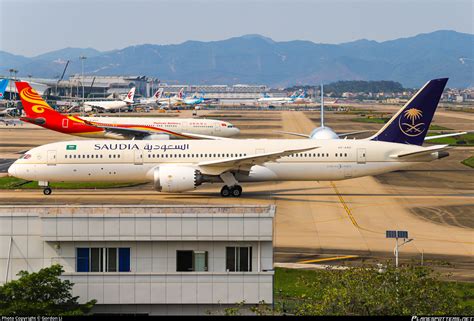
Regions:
[[66, 144, 77, 150]]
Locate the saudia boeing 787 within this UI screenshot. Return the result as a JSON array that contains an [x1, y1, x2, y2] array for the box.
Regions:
[[9, 78, 450, 197]]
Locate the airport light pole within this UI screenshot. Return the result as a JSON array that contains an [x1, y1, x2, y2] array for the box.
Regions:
[[8, 68, 18, 107], [386, 230, 413, 267], [79, 56, 87, 102]]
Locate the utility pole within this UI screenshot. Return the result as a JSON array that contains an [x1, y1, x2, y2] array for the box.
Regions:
[[79, 56, 87, 102]]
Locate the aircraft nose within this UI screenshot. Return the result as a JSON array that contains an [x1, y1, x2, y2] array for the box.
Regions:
[[8, 163, 17, 177]]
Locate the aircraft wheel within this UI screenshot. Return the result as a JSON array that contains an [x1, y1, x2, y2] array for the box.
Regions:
[[43, 187, 52, 196], [231, 185, 242, 197], [220, 186, 231, 197]]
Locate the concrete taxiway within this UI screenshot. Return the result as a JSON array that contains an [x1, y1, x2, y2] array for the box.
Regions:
[[0, 108, 473, 277]]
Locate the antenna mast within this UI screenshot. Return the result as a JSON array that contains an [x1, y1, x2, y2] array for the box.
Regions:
[[320, 83, 324, 127]]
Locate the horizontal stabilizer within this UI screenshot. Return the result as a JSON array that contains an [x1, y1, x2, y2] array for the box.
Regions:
[[274, 130, 310, 138], [424, 132, 467, 141], [390, 145, 449, 158], [338, 130, 370, 138]]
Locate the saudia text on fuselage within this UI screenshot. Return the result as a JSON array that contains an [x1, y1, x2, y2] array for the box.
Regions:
[[93, 143, 190, 152]]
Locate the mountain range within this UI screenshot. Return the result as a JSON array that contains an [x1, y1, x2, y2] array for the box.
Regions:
[[1, 30, 473, 88]]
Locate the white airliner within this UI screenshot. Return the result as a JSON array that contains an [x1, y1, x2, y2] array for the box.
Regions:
[[280, 84, 466, 141], [83, 87, 136, 112], [256, 92, 298, 104], [279, 84, 369, 139], [8, 78, 450, 197], [157, 88, 184, 107], [139, 88, 163, 105], [15, 81, 239, 140]]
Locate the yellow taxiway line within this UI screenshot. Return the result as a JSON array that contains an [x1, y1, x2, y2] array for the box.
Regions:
[[297, 255, 359, 264]]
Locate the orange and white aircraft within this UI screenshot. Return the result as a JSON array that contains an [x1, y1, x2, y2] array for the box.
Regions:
[[16, 82, 239, 140]]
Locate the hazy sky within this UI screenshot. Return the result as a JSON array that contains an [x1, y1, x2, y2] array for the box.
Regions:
[[1, 0, 472, 57]]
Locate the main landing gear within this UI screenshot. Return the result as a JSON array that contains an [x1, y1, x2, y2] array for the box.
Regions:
[[220, 185, 242, 197], [43, 187, 52, 195], [39, 181, 51, 196], [219, 172, 242, 197]]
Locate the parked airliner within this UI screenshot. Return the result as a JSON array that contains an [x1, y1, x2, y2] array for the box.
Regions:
[[15, 82, 240, 140], [83, 87, 135, 112], [0, 79, 8, 100], [256, 91, 299, 104], [9, 78, 450, 197], [157, 88, 184, 107], [280, 84, 465, 141], [139, 88, 163, 105]]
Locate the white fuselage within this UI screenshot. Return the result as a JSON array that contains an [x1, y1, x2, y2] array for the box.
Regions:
[[158, 96, 183, 106], [83, 100, 129, 111], [9, 139, 441, 188], [81, 117, 239, 138], [257, 97, 294, 104], [139, 98, 158, 105]]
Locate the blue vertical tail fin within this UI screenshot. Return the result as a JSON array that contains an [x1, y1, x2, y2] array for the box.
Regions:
[[370, 78, 448, 146], [0, 79, 9, 99]]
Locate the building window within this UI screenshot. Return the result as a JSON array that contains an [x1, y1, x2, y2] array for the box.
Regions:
[[76, 247, 130, 272], [226, 247, 252, 272], [176, 250, 208, 272]]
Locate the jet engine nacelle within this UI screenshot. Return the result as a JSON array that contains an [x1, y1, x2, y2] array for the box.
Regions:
[[153, 166, 203, 192], [143, 134, 171, 140]]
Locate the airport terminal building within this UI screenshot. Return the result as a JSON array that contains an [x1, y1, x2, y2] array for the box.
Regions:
[[0, 205, 274, 315]]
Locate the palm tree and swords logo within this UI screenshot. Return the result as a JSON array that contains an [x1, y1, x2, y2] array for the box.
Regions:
[[399, 108, 426, 137]]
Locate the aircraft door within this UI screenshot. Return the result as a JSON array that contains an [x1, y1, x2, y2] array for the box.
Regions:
[[62, 118, 69, 128], [255, 149, 265, 155], [47, 150, 57, 166], [214, 122, 222, 134], [134, 150, 143, 165], [357, 148, 366, 164]]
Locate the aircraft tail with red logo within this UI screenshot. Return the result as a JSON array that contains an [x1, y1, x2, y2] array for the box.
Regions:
[[15, 81, 102, 135], [154, 88, 163, 100], [123, 87, 136, 103], [177, 88, 184, 99]]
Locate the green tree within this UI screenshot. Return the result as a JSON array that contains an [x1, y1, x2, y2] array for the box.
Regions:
[[0, 264, 96, 316], [292, 264, 467, 316]]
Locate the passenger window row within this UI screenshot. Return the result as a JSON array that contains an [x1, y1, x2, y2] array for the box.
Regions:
[[65, 154, 121, 159], [289, 152, 348, 158], [147, 153, 247, 159]]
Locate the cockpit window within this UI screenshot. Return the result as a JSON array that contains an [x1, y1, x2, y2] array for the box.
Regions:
[[228, 125, 233, 128], [20, 154, 31, 159]]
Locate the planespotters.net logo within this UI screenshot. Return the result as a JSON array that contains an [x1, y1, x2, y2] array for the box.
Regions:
[[412, 316, 474, 321]]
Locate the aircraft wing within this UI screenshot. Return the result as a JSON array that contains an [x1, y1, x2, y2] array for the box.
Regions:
[[181, 132, 233, 140], [424, 132, 467, 141], [390, 145, 449, 159], [338, 130, 370, 138], [274, 130, 310, 138], [197, 145, 319, 175]]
